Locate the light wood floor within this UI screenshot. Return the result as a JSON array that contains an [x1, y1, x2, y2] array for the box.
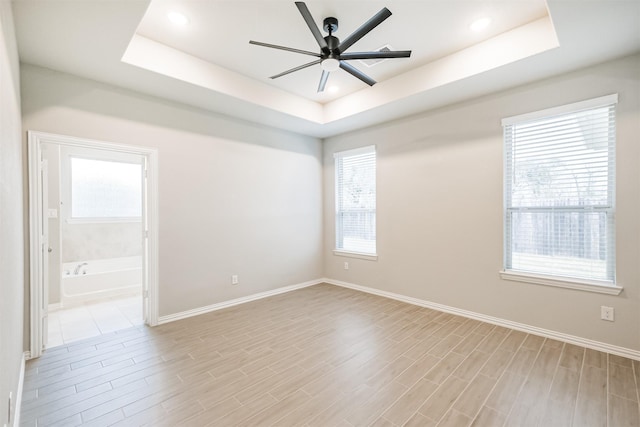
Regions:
[[21, 283, 640, 426]]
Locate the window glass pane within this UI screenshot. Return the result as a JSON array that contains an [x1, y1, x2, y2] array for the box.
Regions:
[[71, 157, 142, 218], [504, 100, 615, 283], [508, 210, 609, 279], [336, 148, 376, 254]]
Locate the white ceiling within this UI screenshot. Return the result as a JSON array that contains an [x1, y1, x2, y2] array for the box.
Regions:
[[135, 0, 548, 103], [12, 0, 640, 138]]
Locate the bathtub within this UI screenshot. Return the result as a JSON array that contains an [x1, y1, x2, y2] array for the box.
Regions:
[[61, 256, 142, 305]]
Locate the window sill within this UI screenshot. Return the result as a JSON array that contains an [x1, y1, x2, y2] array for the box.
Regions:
[[333, 250, 378, 261], [499, 270, 623, 295], [66, 217, 142, 225]]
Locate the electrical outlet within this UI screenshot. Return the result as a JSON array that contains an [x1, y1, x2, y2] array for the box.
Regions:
[[600, 306, 614, 321], [344, 262, 349, 270], [231, 275, 238, 285]]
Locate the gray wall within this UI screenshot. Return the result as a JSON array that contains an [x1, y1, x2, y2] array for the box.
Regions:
[[323, 54, 640, 352], [21, 64, 324, 317], [0, 2, 24, 426]]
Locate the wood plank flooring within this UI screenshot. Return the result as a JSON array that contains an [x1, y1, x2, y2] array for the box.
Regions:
[[21, 283, 640, 426]]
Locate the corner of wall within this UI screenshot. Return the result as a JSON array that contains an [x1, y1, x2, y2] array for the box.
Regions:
[[0, 2, 26, 426]]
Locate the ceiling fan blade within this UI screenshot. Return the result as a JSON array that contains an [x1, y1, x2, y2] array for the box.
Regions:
[[317, 70, 330, 93], [339, 61, 376, 86], [249, 40, 321, 57], [339, 50, 412, 60], [270, 59, 321, 79], [337, 8, 392, 54], [295, 2, 329, 52]]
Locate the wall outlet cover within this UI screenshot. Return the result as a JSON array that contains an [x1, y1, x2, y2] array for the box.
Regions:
[[600, 306, 614, 321]]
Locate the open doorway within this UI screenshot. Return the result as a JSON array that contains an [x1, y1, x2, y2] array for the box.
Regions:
[[28, 131, 158, 358], [47, 146, 144, 346]]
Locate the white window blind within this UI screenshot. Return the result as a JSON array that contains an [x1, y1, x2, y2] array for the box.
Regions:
[[335, 146, 376, 255], [503, 95, 617, 283]]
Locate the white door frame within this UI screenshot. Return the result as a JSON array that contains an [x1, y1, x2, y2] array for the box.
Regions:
[[40, 158, 49, 350], [28, 131, 160, 358]]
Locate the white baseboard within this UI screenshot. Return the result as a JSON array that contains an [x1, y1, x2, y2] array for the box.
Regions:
[[324, 278, 640, 361], [158, 279, 323, 325], [155, 277, 640, 360], [13, 353, 26, 427]]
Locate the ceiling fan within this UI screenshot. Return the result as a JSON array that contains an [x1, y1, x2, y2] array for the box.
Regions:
[[249, 2, 412, 93]]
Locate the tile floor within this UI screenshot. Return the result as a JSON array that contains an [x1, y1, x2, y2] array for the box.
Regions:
[[47, 295, 144, 347]]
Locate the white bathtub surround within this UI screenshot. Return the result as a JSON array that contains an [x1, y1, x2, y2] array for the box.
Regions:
[[61, 256, 142, 306], [62, 221, 143, 263], [47, 295, 143, 347]]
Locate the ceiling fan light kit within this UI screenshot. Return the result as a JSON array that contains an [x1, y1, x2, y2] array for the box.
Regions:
[[249, 1, 412, 93], [321, 58, 340, 72]]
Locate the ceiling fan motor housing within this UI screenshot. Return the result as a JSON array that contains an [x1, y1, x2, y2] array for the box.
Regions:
[[323, 17, 340, 59], [324, 35, 340, 56]]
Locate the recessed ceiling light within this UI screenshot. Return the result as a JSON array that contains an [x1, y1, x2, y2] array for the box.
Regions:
[[470, 17, 491, 32], [167, 11, 189, 26], [328, 86, 340, 94]]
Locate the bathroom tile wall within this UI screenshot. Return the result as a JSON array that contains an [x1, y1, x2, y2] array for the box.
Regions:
[[61, 222, 142, 263]]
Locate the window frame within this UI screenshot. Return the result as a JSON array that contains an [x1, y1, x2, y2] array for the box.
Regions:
[[334, 145, 378, 260], [500, 94, 622, 295]]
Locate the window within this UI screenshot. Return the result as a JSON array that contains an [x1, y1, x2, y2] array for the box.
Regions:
[[503, 94, 617, 286], [335, 146, 376, 256], [70, 157, 143, 219]]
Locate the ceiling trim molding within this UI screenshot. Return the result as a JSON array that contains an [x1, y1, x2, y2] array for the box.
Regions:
[[324, 17, 559, 123], [123, 16, 558, 127], [122, 35, 324, 123]]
